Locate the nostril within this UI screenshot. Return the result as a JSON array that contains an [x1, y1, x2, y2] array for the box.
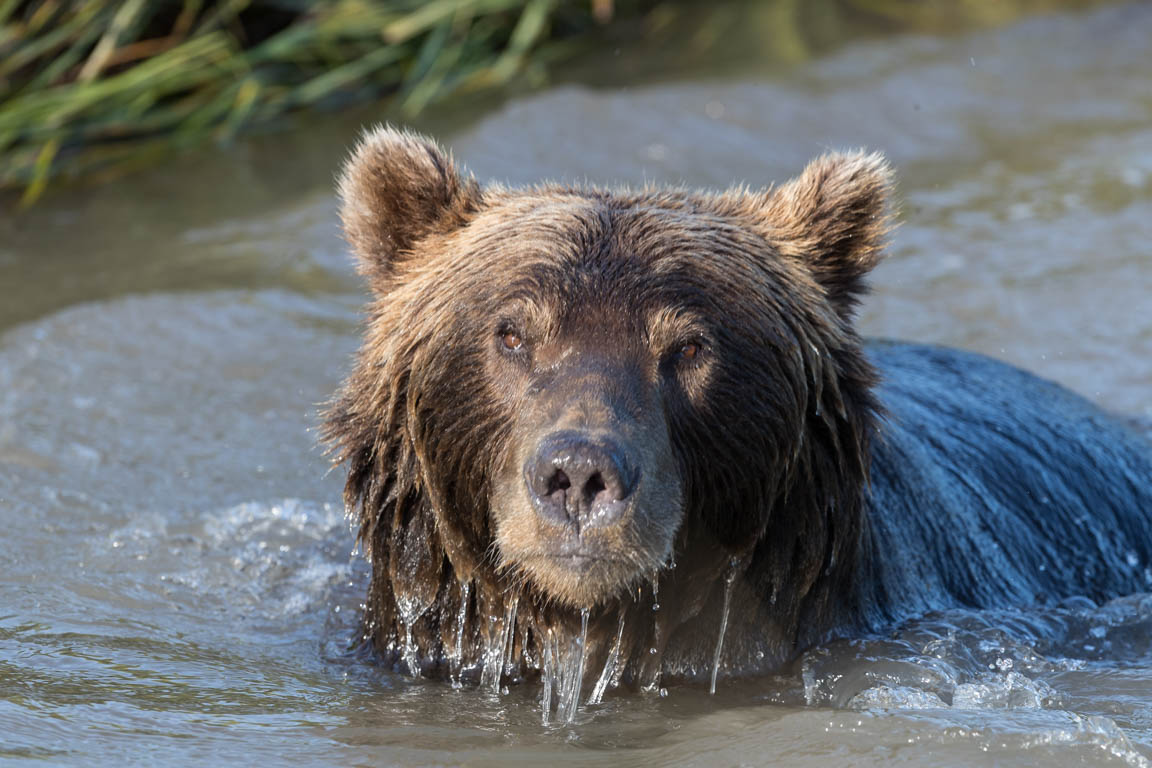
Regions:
[[584, 471, 607, 504], [547, 469, 571, 496]]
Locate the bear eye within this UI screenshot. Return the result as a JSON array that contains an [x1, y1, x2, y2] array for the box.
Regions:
[[498, 325, 525, 353], [662, 339, 705, 372], [502, 331, 523, 351]]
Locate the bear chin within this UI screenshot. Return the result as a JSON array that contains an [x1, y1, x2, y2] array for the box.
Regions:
[[503, 551, 650, 609]]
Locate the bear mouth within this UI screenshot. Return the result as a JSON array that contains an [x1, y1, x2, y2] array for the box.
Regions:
[[524, 551, 630, 569], [503, 545, 649, 607]]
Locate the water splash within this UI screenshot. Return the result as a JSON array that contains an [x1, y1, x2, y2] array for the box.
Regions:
[[709, 558, 739, 695], [449, 580, 471, 686], [589, 612, 626, 705]]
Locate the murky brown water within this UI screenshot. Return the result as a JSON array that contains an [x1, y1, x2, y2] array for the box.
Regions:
[[2, 3, 1152, 765]]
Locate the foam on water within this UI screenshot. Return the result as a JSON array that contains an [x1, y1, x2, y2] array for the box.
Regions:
[[100, 498, 353, 634]]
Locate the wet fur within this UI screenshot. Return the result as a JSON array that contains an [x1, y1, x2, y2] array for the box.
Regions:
[[324, 127, 1152, 688]]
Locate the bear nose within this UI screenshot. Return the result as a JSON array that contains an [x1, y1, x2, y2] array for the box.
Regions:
[[525, 433, 638, 532]]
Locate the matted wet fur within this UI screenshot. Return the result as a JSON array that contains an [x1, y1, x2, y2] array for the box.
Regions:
[[323, 127, 1152, 693]]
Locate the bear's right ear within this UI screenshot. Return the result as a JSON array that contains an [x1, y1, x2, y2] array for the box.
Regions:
[[338, 126, 480, 287], [754, 151, 894, 315]]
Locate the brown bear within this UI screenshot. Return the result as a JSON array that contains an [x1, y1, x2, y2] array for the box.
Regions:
[[324, 127, 1152, 711]]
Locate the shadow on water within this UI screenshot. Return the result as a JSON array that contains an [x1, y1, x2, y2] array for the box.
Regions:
[[2, 2, 1152, 765]]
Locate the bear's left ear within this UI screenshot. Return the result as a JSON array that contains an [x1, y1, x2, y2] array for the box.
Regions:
[[755, 151, 894, 313], [338, 125, 481, 288]]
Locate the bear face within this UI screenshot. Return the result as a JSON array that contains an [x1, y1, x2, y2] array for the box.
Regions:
[[326, 127, 891, 682]]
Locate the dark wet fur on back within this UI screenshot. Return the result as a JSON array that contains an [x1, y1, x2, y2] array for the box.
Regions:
[[862, 342, 1152, 617]]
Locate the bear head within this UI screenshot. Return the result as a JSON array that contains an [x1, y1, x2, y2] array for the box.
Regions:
[[325, 126, 891, 684]]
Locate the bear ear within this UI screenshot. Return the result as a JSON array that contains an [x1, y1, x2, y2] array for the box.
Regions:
[[338, 125, 480, 286], [759, 151, 894, 313]]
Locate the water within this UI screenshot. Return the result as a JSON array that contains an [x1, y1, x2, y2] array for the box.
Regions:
[[543, 609, 589, 724], [589, 613, 627, 706], [711, 560, 741, 695], [3, 2, 1152, 764]]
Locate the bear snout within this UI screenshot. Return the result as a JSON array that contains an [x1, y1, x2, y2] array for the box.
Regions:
[[524, 432, 638, 534]]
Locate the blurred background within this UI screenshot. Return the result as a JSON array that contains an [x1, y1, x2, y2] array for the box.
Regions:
[[2, 1, 1151, 765], [0, 0, 1135, 200]]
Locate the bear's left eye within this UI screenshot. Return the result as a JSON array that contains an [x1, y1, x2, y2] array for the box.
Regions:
[[502, 331, 523, 351], [497, 324, 526, 355], [679, 342, 700, 360]]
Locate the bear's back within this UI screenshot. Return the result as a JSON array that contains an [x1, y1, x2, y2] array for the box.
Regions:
[[860, 341, 1152, 623]]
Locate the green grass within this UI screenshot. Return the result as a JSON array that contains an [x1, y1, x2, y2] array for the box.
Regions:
[[0, 0, 633, 204], [0, 0, 1118, 204]]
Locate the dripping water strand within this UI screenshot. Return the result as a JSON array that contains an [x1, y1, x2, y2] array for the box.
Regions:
[[589, 612, 626, 705], [561, 608, 590, 722], [403, 622, 418, 676], [396, 595, 424, 678], [642, 574, 663, 692], [541, 609, 591, 724], [541, 628, 557, 725], [450, 580, 471, 686], [710, 559, 740, 695], [492, 595, 519, 693], [480, 605, 506, 691]]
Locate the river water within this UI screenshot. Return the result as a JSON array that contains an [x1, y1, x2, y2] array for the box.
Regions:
[[2, 3, 1151, 765]]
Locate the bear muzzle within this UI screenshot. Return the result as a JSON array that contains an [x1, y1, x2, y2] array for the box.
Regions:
[[489, 351, 683, 606], [524, 431, 639, 535]]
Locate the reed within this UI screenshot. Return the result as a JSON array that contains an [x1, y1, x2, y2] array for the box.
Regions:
[[0, 0, 630, 203], [0, 0, 1113, 203]]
